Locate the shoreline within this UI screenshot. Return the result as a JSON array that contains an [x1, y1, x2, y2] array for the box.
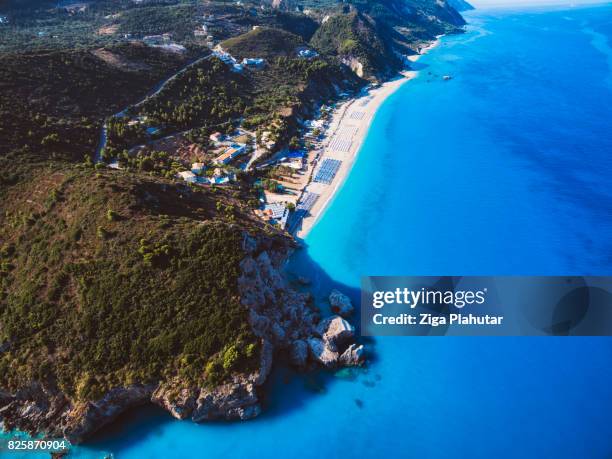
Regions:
[[294, 38, 442, 239]]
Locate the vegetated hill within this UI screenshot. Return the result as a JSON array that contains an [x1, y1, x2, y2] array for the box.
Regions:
[[115, 52, 361, 162], [353, 0, 466, 47], [0, 0, 125, 53], [310, 10, 401, 79], [0, 156, 289, 435], [116, 3, 200, 41], [395, 0, 466, 28], [0, 0, 235, 53], [0, 0, 57, 13], [258, 11, 319, 41], [446, 0, 475, 12], [107, 56, 251, 153], [309, 0, 465, 79], [233, 10, 320, 41], [0, 43, 192, 161], [221, 27, 306, 60], [241, 54, 362, 146]]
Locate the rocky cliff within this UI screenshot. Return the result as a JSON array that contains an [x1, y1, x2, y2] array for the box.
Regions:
[[237, 236, 364, 370], [310, 0, 467, 80]]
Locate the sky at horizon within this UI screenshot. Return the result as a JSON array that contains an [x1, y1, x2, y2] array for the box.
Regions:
[[469, 0, 610, 8]]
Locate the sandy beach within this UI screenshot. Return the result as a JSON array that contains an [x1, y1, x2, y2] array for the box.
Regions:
[[295, 38, 441, 239]]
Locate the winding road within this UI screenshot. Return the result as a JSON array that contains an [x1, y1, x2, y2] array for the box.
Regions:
[[94, 53, 213, 163]]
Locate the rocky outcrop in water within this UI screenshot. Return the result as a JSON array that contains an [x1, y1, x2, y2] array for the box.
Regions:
[[329, 289, 354, 317], [307, 316, 360, 367], [63, 385, 155, 442], [0, 338, 275, 444], [153, 237, 365, 424], [152, 339, 273, 422], [317, 316, 354, 347], [238, 235, 364, 371], [340, 343, 366, 366], [0, 383, 154, 444]]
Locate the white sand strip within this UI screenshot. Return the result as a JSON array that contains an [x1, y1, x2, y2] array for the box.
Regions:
[[295, 38, 441, 239]]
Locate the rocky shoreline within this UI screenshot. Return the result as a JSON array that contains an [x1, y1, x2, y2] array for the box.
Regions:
[[0, 234, 364, 444]]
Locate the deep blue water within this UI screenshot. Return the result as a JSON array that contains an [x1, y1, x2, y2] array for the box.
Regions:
[[304, 5, 612, 279], [3, 4, 612, 458]]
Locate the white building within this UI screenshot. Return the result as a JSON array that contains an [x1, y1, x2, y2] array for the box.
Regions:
[[298, 49, 318, 59], [242, 58, 265, 67], [191, 162, 205, 174], [177, 171, 197, 183], [209, 132, 224, 143]]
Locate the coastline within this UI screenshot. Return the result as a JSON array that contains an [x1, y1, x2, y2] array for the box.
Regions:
[[295, 38, 442, 239]]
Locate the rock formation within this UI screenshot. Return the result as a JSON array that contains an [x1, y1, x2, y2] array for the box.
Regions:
[[329, 289, 354, 317]]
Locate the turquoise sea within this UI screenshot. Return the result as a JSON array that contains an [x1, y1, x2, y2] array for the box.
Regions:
[[3, 4, 612, 458]]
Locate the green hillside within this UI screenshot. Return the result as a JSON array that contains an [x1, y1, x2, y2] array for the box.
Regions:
[[310, 10, 400, 78], [221, 27, 306, 60], [0, 43, 191, 161], [0, 159, 284, 400]]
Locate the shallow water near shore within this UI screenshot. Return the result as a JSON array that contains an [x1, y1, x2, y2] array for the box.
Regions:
[[4, 5, 612, 458]]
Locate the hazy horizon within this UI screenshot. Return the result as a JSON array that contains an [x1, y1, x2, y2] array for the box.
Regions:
[[470, 0, 610, 8]]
